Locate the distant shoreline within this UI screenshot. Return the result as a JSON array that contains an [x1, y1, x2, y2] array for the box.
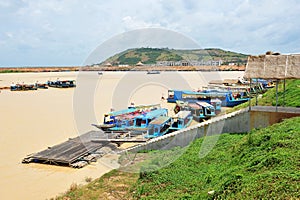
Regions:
[[0, 65, 245, 73]]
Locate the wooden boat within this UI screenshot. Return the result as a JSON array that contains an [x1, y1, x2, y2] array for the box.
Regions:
[[175, 101, 216, 122], [147, 70, 160, 74], [205, 90, 250, 107], [127, 108, 168, 132], [167, 90, 211, 103], [145, 116, 172, 138], [92, 104, 161, 131], [36, 83, 48, 89], [11, 83, 37, 91], [168, 110, 193, 132], [210, 98, 222, 114], [47, 80, 76, 88]]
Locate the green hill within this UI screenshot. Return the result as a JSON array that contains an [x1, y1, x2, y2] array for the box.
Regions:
[[101, 48, 248, 66]]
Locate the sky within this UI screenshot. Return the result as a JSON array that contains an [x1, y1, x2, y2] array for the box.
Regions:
[[0, 0, 300, 67]]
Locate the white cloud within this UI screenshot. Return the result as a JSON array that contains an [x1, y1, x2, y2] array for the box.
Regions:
[[0, 0, 300, 66]]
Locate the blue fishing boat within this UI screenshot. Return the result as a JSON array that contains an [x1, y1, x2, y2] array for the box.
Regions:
[[202, 91, 249, 107], [92, 104, 161, 131], [145, 116, 172, 138], [127, 108, 168, 132], [210, 98, 222, 114], [168, 110, 193, 132], [167, 90, 211, 103], [93, 107, 138, 130], [175, 101, 215, 122]]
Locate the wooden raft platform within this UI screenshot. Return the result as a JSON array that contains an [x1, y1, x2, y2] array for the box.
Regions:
[[22, 131, 119, 168]]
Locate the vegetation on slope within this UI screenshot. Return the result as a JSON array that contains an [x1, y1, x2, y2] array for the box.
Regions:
[[231, 79, 300, 112], [56, 117, 300, 199], [131, 117, 300, 199], [101, 48, 248, 66]]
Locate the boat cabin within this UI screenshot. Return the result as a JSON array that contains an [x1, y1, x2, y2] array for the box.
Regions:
[[133, 108, 168, 129], [176, 101, 215, 122], [167, 90, 211, 103], [145, 116, 172, 138], [169, 110, 193, 132]]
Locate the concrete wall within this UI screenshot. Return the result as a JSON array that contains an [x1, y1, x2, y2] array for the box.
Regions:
[[120, 106, 300, 154]]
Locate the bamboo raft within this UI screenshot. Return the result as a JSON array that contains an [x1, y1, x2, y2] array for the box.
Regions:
[[22, 131, 123, 168]]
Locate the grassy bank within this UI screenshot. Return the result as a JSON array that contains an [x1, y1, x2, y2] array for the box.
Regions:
[[55, 116, 300, 200], [55, 80, 300, 200], [230, 79, 300, 112]]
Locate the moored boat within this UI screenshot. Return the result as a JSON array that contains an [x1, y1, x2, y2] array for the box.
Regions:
[[47, 80, 76, 88], [175, 100, 216, 122], [167, 90, 211, 103], [92, 104, 161, 131], [147, 70, 160, 74], [127, 108, 168, 133], [168, 110, 193, 132], [145, 116, 172, 138]]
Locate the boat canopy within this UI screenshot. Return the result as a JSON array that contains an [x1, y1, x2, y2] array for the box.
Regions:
[[196, 101, 214, 108], [174, 111, 191, 119], [135, 108, 167, 120], [105, 108, 137, 116], [149, 116, 171, 125]]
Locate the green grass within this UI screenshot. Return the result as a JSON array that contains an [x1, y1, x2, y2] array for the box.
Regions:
[[56, 117, 300, 200], [131, 117, 300, 199], [55, 80, 300, 200], [230, 79, 300, 113]]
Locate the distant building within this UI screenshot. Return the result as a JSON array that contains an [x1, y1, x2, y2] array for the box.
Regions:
[[156, 59, 222, 66], [136, 61, 144, 66]]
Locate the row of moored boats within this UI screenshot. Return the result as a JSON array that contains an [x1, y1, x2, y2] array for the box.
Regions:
[[92, 78, 275, 139], [10, 80, 76, 91]]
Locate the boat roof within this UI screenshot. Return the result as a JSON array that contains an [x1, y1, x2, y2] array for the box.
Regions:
[[174, 111, 191, 119], [106, 108, 136, 116], [196, 101, 214, 108], [149, 116, 171, 125], [134, 103, 161, 109], [169, 89, 207, 95], [135, 109, 167, 119], [211, 98, 222, 103], [188, 103, 201, 109]]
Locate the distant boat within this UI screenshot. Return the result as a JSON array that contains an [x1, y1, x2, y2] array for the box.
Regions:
[[10, 83, 37, 91], [98, 72, 103, 75], [167, 90, 211, 104], [147, 70, 160, 74], [47, 80, 76, 88]]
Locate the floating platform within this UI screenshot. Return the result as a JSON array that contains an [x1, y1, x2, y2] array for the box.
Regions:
[[22, 131, 121, 168]]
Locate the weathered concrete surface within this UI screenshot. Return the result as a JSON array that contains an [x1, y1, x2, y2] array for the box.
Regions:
[[121, 106, 300, 153], [250, 106, 300, 129]]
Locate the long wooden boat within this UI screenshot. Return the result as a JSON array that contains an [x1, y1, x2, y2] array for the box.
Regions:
[[168, 110, 193, 132], [167, 90, 211, 103], [126, 108, 168, 132], [92, 104, 161, 131], [168, 89, 249, 107], [175, 100, 216, 122], [145, 116, 172, 138], [47, 80, 76, 88], [10, 83, 37, 91]]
